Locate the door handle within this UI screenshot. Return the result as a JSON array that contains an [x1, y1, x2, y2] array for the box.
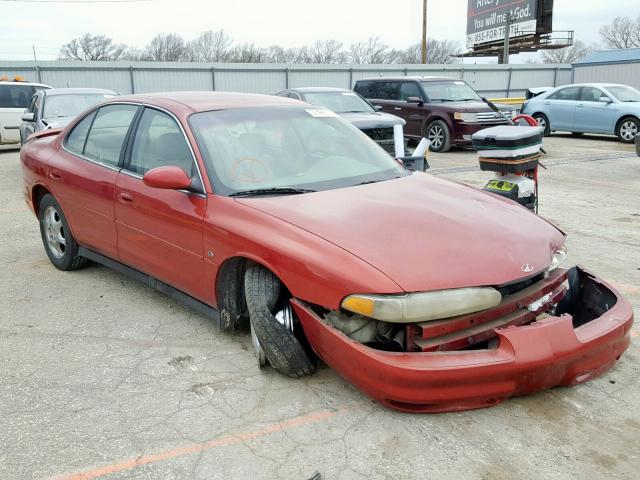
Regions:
[[48, 170, 62, 180], [394, 107, 402, 111], [577, 104, 584, 108], [544, 102, 550, 105], [118, 192, 134, 203]]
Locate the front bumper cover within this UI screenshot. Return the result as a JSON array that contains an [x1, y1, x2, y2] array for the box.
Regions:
[[292, 266, 633, 413]]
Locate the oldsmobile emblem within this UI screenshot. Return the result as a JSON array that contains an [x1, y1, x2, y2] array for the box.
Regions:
[[521, 264, 534, 273]]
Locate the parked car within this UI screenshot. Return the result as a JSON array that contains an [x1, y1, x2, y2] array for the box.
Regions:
[[0, 77, 50, 149], [521, 83, 640, 142], [354, 76, 516, 152], [275, 87, 406, 154], [20, 92, 633, 413], [20, 87, 118, 144]]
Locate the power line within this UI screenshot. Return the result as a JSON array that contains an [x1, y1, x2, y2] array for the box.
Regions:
[[0, 0, 151, 3]]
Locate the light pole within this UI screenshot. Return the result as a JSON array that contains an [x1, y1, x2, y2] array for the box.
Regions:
[[421, 0, 427, 64]]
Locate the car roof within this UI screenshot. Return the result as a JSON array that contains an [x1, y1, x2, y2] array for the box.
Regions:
[[356, 76, 457, 82], [0, 80, 50, 88], [554, 83, 627, 88], [289, 87, 350, 93], [112, 91, 304, 114], [43, 87, 117, 96]]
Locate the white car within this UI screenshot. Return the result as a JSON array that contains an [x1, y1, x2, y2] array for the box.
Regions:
[[0, 78, 51, 149]]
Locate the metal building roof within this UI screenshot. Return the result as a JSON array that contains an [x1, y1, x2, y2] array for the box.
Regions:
[[574, 48, 640, 66]]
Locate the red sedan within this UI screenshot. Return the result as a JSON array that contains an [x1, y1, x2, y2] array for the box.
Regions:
[[20, 92, 633, 413]]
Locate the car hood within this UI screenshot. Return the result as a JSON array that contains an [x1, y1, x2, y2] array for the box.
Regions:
[[235, 173, 565, 293], [340, 111, 405, 129], [42, 116, 74, 129]]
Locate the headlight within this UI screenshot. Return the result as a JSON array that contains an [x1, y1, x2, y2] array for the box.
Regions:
[[454, 112, 478, 122], [341, 288, 502, 324], [549, 245, 568, 272]]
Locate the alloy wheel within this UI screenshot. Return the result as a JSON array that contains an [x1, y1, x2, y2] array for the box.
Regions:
[[620, 120, 638, 141], [43, 205, 66, 259], [428, 125, 444, 150]]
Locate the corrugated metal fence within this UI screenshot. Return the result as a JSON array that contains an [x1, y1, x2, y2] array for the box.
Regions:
[[0, 61, 573, 98]]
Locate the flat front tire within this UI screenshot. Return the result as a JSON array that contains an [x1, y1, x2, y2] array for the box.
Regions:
[[244, 265, 315, 378], [38, 194, 86, 271]]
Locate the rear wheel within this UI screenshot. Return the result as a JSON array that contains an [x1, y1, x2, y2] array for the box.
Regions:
[[532, 113, 550, 136], [244, 265, 315, 378], [616, 117, 639, 143], [425, 120, 451, 153], [38, 194, 86, 271]]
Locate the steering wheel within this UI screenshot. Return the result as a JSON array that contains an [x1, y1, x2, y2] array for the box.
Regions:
[[231, 157, 270, 183]]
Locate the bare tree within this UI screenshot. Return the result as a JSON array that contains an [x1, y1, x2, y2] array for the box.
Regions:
[[187, 30, 232, 62], [144, 33, 186, 61], [397, 40, 460, 64], [307, 40, 346, 63], [541, 40, 596, 64], [263, 46, 307, 63], [227, 43, 267, 63], [349, 37, 394, 64], [58, 33, 126, 61], [599, 16, 640, 49]]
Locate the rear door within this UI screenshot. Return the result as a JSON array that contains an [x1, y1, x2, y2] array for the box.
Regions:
[[574, 86, 616, 134], [114, 107, 208, 300], [545, 86, 581, 131], [356, 81, 401, 115], [55, 103, 139, 259]]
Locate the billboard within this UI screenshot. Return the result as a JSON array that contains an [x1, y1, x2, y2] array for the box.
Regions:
[[467, 0, 539, 47]]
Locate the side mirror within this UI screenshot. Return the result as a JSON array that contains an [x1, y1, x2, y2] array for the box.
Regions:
[[599, 96, 612, 103], [373, 105, 383, 112], [406, 96, 424, 106], [21, 112, 35, 122], [143, 166, 192, 190]]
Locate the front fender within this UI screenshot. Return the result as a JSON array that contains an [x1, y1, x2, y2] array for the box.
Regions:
[[204, 195, 403, 310]]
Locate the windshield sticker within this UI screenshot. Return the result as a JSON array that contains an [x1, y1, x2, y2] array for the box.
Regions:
[[341, 92, 357, 96], [454, 81, 465, 85], [306, 108, 338, 118]]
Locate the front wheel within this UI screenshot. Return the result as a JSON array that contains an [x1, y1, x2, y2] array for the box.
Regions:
[[38, 194, 87, 271], [616, 117, 639, 143], [244, 265, 315, 378], [532, 113, 551, 136], [425, 120, 451, 153]]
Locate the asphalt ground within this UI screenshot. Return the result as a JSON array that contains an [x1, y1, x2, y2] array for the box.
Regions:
[[1, 132, 639, 480]]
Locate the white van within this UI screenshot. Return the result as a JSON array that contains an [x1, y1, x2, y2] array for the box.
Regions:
[[0, 78, 51, 148]]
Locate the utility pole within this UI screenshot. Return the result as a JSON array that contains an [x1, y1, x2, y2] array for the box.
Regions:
[[501, 13, 512, 64], [32, 45, 42, 83], [421, 0, 427, 64]]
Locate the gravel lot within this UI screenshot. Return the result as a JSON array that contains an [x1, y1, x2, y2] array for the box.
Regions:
[[1, 133, 638, 480]]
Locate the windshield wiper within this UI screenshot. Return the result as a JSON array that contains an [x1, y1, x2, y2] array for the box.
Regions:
[[229, 187, 316, 197]]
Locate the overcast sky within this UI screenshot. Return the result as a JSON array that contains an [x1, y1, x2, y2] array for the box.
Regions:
[[0, 0, 633, 62]]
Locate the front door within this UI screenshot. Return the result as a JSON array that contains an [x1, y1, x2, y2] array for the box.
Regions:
[[397, 81, 425, 137], [574, 86, 616, 134], [114, 107, 208, 301]]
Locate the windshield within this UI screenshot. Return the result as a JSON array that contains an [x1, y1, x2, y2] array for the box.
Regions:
[[189, 106, 407, 196], [420, 80, 480, 102], [303, 91, 374, 113], [606, 85, 640, 102], [43, 93, 112, 118]]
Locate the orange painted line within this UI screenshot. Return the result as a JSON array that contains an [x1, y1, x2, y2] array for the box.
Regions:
[[631, 330, 639, 338], [48, 406, 344, 480]]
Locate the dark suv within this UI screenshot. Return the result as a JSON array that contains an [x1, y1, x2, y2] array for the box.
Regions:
[[354, 76, 515, 152]]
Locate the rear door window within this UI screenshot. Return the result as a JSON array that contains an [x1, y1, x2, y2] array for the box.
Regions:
[[0, 84, 37, 108], [83, 104, 139, 167], [549, 87, 581, 101], [65, 111, 97, 155]]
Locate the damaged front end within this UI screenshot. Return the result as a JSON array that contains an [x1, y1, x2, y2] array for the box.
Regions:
[[292, 266, 633, 413]]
